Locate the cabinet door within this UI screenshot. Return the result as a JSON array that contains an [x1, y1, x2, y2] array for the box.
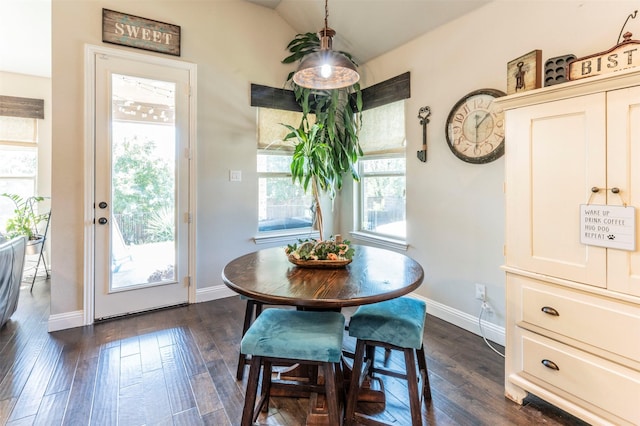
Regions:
[[505, 93, 607, 286], [607, 86, 640, 297]]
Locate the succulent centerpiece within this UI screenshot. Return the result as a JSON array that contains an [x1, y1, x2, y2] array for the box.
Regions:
[[285, 235, 354, 268]]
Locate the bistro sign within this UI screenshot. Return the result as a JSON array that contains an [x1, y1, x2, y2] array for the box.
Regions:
[[102, 9, 181, 56], [568, 32, 640, 81]]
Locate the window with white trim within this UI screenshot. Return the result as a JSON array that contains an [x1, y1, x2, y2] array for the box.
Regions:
[[257, 108, 314, 233], [0, 116, 39, 231], [357, 100, 406, 240]]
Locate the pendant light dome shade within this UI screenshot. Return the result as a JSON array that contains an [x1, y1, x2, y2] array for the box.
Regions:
[[292, 0, 360, 90], [293, 50, 360, 89]]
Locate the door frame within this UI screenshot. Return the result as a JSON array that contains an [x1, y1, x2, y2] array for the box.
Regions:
[[83, 44, 197, 325]]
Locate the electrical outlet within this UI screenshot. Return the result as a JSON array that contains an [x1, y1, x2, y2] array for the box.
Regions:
[[475, 283, 486, 301]]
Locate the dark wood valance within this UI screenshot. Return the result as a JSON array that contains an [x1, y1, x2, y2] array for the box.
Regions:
[[361, 72, 411, 111], [250, 71, 411, 112], [0, 95, 44, 119], [250, 84, 302, 112]]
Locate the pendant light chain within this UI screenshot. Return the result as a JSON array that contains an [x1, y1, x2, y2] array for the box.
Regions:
[[324, 0, 329, 34], [292, 0, 360, 89]]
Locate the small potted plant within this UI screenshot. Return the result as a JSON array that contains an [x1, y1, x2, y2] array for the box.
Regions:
[[1, 193, 49, 254]]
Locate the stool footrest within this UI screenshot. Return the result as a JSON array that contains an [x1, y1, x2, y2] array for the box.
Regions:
[[370, 366, 409, 381]]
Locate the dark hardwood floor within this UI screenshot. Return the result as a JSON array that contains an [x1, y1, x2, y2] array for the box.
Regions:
[[0, 278, 589, 425]]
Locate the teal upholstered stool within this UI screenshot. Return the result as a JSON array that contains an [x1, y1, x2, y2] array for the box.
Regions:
[[345, 297, 431, 426], [240, 309, 346, 426]]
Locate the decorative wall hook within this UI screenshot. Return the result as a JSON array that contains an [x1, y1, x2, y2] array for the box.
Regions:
[[417, 106, 431, 162]]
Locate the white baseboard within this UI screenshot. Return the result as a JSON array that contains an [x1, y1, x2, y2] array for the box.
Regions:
[[411, 294, 505, 346], [45, 289, 505, 348], [46, 287, 236, 332], [196, 284, 236, 303], [48, 310, 84, 332]]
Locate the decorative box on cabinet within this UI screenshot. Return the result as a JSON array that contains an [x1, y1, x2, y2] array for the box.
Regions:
[[498, 68, 640, 426]]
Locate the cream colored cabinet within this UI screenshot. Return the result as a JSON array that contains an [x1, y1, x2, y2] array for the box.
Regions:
[[607, 87, 640, 296], [505, 92, 607, 288], [499, 69, 640, 426]]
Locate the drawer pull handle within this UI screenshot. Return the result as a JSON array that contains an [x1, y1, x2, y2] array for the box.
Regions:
[[541, 306, 559, 316], [541, 359, 560, 371]]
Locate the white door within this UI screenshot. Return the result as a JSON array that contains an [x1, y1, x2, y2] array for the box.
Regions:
[[93, 52, 191, 319]]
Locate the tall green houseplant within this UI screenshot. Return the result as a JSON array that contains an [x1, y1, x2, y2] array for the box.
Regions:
[[282, 32, 363, 240]]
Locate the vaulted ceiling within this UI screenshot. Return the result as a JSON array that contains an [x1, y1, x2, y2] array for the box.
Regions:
[[246, 0, 490, 63]]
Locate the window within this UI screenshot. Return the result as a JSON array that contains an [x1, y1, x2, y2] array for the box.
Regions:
[[357, 100, 406, 240], [257, 108, 313, 233], [0, 116, 39, 231]]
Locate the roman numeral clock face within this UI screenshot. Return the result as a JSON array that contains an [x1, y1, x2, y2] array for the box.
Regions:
[[445, 89, 506, 164]]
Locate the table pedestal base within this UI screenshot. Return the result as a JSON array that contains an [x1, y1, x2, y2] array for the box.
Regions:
[[267, 362, 386, 425]]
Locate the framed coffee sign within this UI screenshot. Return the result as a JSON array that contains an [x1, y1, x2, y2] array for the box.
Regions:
[[102, 9, 181, 56]]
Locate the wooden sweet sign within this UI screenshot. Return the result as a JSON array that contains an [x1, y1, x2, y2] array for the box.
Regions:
[[568, 32, 640, 80], [102, 9, 180, 56]]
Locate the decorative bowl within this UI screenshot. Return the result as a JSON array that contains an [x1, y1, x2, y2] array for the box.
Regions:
[[287, 256, 352, 269]]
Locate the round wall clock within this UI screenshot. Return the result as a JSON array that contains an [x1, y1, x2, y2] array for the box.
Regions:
[[445, 88, 506, 164]]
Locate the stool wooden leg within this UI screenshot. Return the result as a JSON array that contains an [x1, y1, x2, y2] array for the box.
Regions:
[[237, 300, 256, 380], [241, 355, 263, 426], [323, 362, 341, 426], [403, 348, 422, 426], [345, 340, 367, 426], [365, 344, 376, 369], [416, 344, 432, 402], [261, 360, 272, 413]]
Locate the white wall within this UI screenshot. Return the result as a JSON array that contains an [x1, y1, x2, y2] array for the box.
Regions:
[[51, 0, 297, 318], [349, 0, 640, 336], [50, 0, 640, 335]]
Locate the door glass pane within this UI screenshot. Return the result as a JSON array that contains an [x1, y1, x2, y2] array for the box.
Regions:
[[110, 74, 176, 290]]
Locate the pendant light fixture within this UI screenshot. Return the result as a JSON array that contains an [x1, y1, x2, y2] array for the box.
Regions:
[[292, 0, 360, 90]]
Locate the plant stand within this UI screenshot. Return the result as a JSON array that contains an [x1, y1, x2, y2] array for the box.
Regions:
[[26, 210, 51, 292], [23, 241, 50, 292]]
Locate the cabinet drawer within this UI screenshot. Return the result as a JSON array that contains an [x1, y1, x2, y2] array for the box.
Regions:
[[520, 331, 640, 425], [519, 279, 640, 362]]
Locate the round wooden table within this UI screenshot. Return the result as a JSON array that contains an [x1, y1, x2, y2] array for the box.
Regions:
[[222, 244, 424, 308], [223, 244, 424, 424]]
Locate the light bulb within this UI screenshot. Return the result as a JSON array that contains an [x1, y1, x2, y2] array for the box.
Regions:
[[321, 64, 332, 78]]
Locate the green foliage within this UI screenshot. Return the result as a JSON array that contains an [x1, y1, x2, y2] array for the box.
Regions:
[[112, 136, 174, 216], [282, 121, 328, 239], [145, 206, 174, 243], [283, 121, 331, 195], [1, 193, 47, 240], [282, 32, 363, 197]]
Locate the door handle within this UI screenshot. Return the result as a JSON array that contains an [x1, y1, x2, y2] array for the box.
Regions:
[[98, 217, 108, 225]]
